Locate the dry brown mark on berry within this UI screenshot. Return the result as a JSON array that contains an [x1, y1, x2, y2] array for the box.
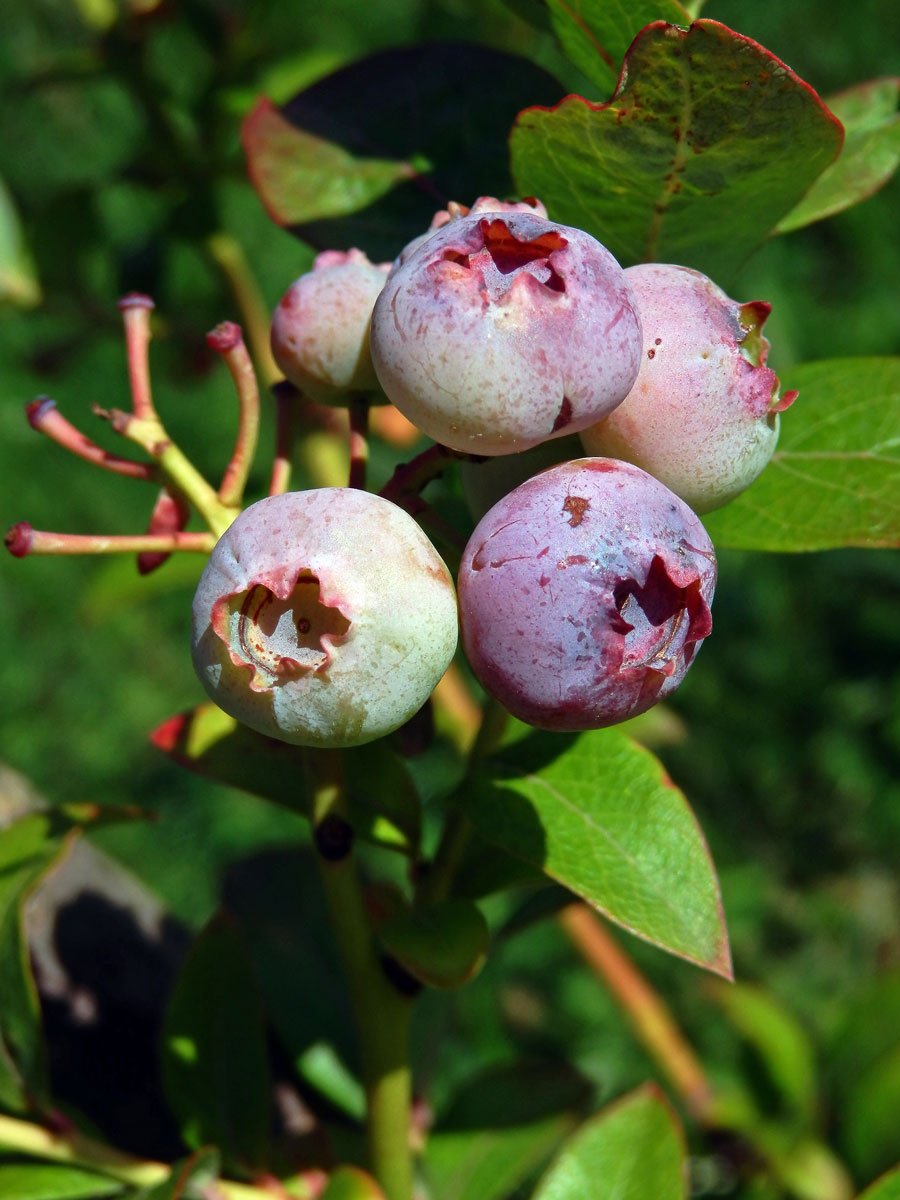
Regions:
[[563, 495, 590, 526]]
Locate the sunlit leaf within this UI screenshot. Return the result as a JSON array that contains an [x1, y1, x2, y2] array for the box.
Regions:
[[161, 915, 270, 1170], [423, 1062, 591, 1200], [0, 178, 41, 306], [511, 20, 843, 281], [460, 728, 731, 976], [860, 1166, 900, 1200], [532, 1084, 687, 1199], [151, 703, 420, 854], [704, 358, 900, 551], [242, 97, 421, 227], [0, 1164, 123, 1200], [543, 1, 691, 99], [320, 1167, 386, 1200], [777, 78, 900, 233]]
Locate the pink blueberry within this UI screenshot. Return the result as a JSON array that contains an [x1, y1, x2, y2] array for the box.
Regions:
[[192, 489, 458, 747], [370, 212, 642, 455], [271, 249, 390, 403], [458, 459, 716, 731], [393, 195, 549, 268], [579, 263, 797, 513]]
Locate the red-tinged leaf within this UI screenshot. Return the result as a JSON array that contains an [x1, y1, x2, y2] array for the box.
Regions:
[[543, 0, 691, 99], [704, 357, 900, 551], [321, 1167, 386, 1200], [776, 77, 900, 233], [461, 728, 732, 977], [138, 487, 191, 576], [511, 20, 843, 281], [533, 1084, 687, 1200], [860, 1167, 900, 1200], [151, 703, 421, 854], [241, 97, 420, 228]]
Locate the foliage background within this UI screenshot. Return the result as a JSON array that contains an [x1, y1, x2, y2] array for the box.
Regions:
[[1, 0, 899, 1196]]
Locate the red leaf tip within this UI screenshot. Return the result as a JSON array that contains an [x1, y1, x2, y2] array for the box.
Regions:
[[149, 712, 188, 753]]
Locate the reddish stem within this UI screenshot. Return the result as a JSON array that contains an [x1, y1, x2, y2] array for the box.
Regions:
[[379, 443, 473, 506], [267, 382, 296, 497], [6, 524, 214, 557], [207, 322, 261, 506], [26, 397, 157, 481], [138, 487, 193, 574], [118, 294, 157, 421]]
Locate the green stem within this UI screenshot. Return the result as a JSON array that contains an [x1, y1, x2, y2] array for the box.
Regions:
[[311, 758, 413, 1200], [419, 696, 508, 905]]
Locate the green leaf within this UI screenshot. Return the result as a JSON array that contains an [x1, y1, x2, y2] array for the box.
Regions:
[[461, 729, 731, 976], [377, 900, 489, 989], [543, 1, 691, 99], [423, 1063, 592, 1200], [708, 982, 817, 1125], [161, 915, 270, 1170], [511, 20, 843, 281], [777, 78, 900, 233], [320, 1167, 386, 1200], [703, 358, 900, 551], [0, 1164, 123, 1200], [135, 1149, 221, 1200], [0, 177, 41, 306], [296, 1042, 365, 1121], [532, 1083, 687, 1199], [842, 1043, 900, 1180], [0, 813, 75, 1111], [860, 1166, 900, 1200], [241, 98, 420, 226], [151, 703, 420, 855]]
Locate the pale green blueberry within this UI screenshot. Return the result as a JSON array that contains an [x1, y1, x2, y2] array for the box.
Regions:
[[191, 489, 458, 748]]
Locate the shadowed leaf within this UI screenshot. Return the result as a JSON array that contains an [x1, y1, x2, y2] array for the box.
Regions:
[[533, 1084, 687, 1199], [161, 916, 270, 1170], [777, 78, 900, 233], [704, 358, 900, 551], [242, 98, 421, 227], [460, 729, 731, 976], [511, 20, 843, 281], [860, 1167, 900, 1200], [377, 899, 489, 989]]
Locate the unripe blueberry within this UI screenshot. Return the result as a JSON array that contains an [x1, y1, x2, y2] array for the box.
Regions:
[[459, 433, 584, 522], [458, 459, 716, 731], [393, 195, 549, 268], [370, 213, 642, 455], [271, 249, 389, 403], [579, 263, 798, 513], [191, 489, 458, 748]]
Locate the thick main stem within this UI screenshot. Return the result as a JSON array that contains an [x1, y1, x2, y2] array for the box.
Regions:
[[311, 762, 413, 1200]]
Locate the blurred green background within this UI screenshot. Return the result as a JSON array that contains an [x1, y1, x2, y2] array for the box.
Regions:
[[1, 1, 899, 1196]]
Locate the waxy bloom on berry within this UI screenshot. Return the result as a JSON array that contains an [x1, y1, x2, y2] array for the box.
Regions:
[[271, 249, 389, 403], [458, 459, 716, 731], [580, 263, 797, 513], [370, 212, 642, 455], [192, 490, 458, 748]]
